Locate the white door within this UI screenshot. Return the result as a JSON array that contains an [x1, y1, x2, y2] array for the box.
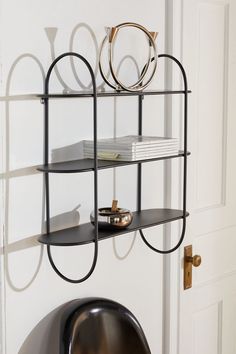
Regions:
[[172, 1, 236, 353]]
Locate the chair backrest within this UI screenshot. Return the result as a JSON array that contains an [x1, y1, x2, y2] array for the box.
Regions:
[[60, 298, 151, 354]]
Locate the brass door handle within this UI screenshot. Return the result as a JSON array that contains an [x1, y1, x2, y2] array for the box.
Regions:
[[184, 246, 202, 290], [186, 255, 202, 267]]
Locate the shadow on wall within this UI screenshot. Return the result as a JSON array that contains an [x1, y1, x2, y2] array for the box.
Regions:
[[0, 22, 140, 292], [1, 53, 45, 293]]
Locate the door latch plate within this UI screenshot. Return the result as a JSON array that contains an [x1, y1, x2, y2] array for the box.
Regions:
[[184, 245, 193, 290]]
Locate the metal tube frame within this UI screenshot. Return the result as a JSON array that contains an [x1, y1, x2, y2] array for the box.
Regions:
[[41, 52, 188, 283], [138, 53, 188, 254], [43, 52, 98, 283]]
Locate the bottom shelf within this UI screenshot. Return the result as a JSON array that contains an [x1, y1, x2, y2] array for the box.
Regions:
[[38, 208, 189, 247]]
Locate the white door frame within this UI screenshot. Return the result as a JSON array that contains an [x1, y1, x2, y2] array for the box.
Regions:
[[163, 1, 185, 354]]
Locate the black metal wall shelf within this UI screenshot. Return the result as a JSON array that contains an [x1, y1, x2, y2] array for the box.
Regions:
[[38, 209, 189, 246], [37, 151, 190, 174], [37, 52, 189, 283]]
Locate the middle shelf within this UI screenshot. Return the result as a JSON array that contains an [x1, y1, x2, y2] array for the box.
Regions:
[[38, 208, 189, 246], [37, 151, 190, 174]]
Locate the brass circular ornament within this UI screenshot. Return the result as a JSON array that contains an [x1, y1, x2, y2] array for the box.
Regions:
[[99, 22, 158, 92]]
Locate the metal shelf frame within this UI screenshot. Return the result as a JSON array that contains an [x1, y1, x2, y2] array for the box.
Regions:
[[38, 52, 189, 283]]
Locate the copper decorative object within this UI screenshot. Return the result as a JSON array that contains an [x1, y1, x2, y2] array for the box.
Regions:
[[90, 200, 133, 230], [99, 22, 158, 92]]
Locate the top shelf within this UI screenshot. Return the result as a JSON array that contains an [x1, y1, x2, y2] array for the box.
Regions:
[[37, 89, 191, 99]]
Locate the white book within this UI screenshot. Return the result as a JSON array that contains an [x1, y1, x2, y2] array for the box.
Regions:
[[83, 135, 179, 152], [84, 143, 179, 153], [84, 149, 180, 161], [84, 145, 179, 155]]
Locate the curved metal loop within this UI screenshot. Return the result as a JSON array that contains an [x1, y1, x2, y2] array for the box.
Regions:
[[44, 52, 97, 94], [99, 34, 152, 91], [47, 243, 98, 283], [99, 22, 157, 92], [139, 53, 188, 254], [99, 36, 143, 91], [109, 23, 157, 92], [98, 35, 117, 90], [139, 218, 186, 255], [44, 52, 98, 283], [158, 53, 188, 94], [99, 33, 151, 91]]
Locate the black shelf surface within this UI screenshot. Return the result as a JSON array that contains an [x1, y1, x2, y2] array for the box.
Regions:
[[38, 208, 189, 246], [37, 151, 190, 173], [37, 89, 191, 99]]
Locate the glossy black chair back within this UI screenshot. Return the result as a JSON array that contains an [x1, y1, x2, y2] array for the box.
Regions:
[[60, 298, 151, 354]]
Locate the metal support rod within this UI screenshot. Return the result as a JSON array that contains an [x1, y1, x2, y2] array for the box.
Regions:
[[44, 96, 50, 234], [45, 173, 50, 234], [183, 91, 188, 215], [137, 95, 144, 212]]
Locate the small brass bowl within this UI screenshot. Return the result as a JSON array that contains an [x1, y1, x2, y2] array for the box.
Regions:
[[90, 207, 133, 230]]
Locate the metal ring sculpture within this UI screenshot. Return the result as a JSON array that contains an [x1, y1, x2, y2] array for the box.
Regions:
[[99, 22, 158, 92]]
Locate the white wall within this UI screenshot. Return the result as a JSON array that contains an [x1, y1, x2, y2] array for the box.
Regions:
[[0, 1, 168, 353]]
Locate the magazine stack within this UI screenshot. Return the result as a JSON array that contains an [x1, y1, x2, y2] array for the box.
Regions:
[[83, 135, 179, 161]]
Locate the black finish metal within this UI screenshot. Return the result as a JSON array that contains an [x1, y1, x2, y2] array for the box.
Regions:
[[137, 95, 144, 212], [37, 151, 190, 174], [43, 52, 98, 283], [60, 298, 151, 354], [37, 89, 191, 99], [45, 173, 50, 234], [39, 51, 190, 282], [139, 53, 189, 254], [38, 209, 189, 247]]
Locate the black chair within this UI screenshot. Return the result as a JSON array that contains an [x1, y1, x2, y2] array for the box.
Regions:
[[59, 298, 151, 354]]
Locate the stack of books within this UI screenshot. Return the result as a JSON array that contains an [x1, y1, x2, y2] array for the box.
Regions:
[[83, 135, 179, 161]]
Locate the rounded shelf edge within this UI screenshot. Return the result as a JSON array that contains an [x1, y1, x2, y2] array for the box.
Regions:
[[36, 151, 191, 174], [38, 208, 189, 247]]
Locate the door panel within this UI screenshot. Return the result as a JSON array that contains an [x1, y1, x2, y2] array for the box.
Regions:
[[193, 302, 222, 354], [194, 1, 228, 211], [178, 0, 236, 353]]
